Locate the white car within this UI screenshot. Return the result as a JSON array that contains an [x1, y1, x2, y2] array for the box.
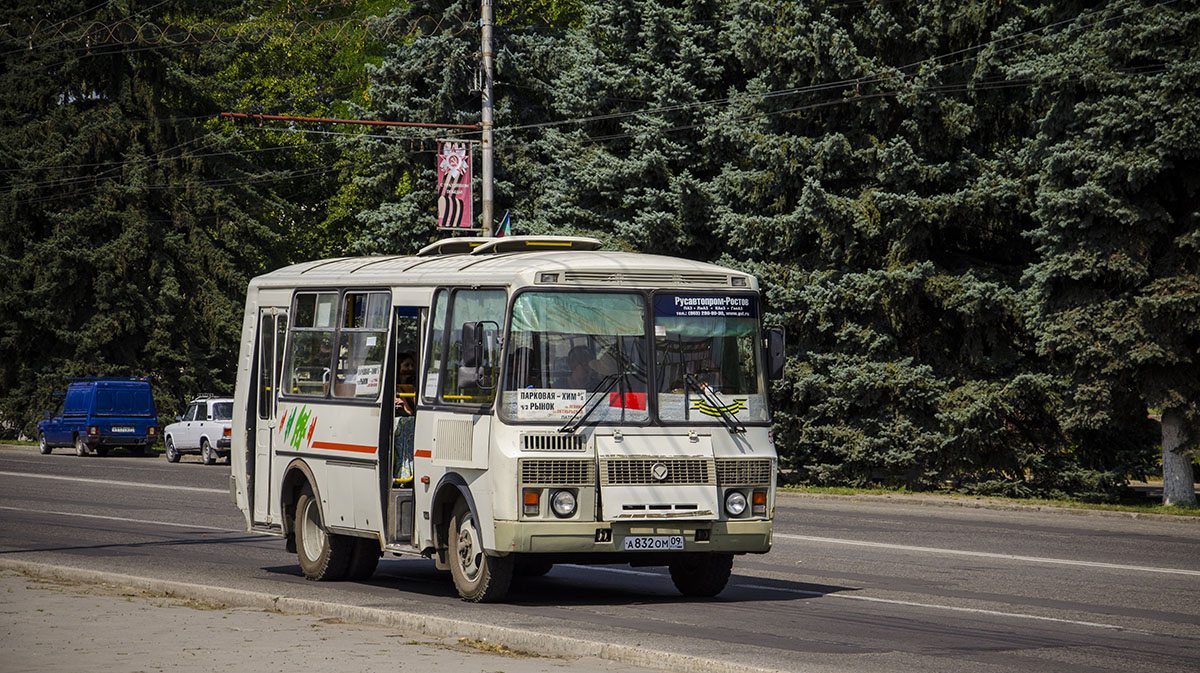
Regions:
[[163, 396, 232, 465]]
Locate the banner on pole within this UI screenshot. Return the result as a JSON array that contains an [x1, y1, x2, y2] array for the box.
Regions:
[[436, 140, 474, 230]]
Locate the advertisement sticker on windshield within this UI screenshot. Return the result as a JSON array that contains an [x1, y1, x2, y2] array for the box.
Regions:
[[654, 294, 757, 318]]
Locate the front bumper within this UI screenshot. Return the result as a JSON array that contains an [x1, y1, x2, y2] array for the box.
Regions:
[[493, 519, 772, 555]]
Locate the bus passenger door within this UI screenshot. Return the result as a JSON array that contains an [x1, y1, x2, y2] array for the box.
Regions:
[[388, 305, 421, 545], [253, 308, 287, 524]]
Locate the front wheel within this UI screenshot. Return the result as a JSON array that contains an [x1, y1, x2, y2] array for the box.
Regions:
[[669, 553, 734, 598], [39, 433, 51, 455], [448, 499, 512, 602], [294, 487, 352, 581], [165, 437, 180, 463], [201, 438, 215, 465], [74, 435, 88, 457]]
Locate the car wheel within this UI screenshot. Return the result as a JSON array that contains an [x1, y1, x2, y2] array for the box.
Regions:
[[201, 438, 215, 465], [668, 552, 733, 598], [39, 433, 51, 455], [74, 435, 88, 457], [294, 486, 352, 581], [449, 499, 513, 602], [165, 437, 180, 463]]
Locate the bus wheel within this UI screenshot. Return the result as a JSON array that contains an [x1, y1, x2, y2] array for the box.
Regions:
[[346, 538, 381, 581], [669, 552, 733, 598], [295, 487, 352, 581], [39, 433, 51, 455], [449, 499, 512, 602]]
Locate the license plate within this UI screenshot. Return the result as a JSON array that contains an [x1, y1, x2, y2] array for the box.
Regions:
[[112, 426, 134, 433], [622, 535, 685, 551]]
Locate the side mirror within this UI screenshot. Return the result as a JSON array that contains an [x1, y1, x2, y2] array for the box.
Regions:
[[462, 321, 484, 369], [175, 415, 183, 422], [765, 327, 786, 380]]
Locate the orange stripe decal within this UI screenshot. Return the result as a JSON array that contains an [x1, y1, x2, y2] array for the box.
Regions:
[[414, 449, 432, 458], [311, 441, 376, 454]]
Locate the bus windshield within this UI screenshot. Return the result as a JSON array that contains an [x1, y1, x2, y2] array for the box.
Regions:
[[501, 291, 649, 424], [654, 293, 768, 423]]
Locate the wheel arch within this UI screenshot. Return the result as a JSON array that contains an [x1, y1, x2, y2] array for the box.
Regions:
[[430, 472, 479, 569], [281, 458, 321, 554]]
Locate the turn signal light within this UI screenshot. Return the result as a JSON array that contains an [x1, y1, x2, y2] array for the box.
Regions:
[[523, 489, 540, 517], [148, 426, 157, 436], [752, 490, 767, 516], [222, 427, 231, 437]]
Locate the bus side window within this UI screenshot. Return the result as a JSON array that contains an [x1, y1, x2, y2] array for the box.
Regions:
[[422, 290, 447, 403], [443, 289, 506, 406]]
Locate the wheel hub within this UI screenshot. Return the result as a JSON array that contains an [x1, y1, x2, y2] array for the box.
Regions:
[[457, 515, 482, 581]]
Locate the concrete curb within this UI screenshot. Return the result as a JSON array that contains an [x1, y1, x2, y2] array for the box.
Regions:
[[777, 490, 1200, 522], [1, 558, 795, 673]]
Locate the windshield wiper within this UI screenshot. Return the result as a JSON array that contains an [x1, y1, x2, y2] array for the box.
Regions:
[[558, 373, 621, 433], [684, 373, 746, 434]]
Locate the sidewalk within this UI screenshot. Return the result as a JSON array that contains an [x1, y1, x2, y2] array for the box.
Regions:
[[0, 570, 655, 673]]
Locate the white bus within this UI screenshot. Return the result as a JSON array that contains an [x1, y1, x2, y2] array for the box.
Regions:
[[230, 236, 785, 602]]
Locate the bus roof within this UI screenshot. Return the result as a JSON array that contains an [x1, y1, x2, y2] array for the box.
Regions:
[[249, 237, 757, 291]]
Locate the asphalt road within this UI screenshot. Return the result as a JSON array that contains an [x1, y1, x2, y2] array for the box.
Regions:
[[1, 443, 1197, 673]]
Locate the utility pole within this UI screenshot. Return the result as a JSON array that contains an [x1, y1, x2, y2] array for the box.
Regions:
[[480, 0, 495, 237]]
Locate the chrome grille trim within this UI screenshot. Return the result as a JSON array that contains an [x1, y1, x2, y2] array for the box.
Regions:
[[519, 458, 595, 486], [521, 432, 587, 452], [716, 458, 774, 485], [601, 458, 715, 485]]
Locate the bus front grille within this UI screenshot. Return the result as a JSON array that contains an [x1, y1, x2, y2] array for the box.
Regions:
[[521, 432, 588, 452], [520, 459, 595, 486], [715, 458, 774, 485], [601, 458, 715, 485]]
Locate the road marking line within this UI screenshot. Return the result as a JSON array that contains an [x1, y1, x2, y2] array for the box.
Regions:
[[0, 471, 225, 494], [569, 565, 1143, 633], [775, 533, 1200, 577], [0, 505, 237, 532]]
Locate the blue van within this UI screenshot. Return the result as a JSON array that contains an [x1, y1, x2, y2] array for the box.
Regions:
[[37, 378, 159, 457]]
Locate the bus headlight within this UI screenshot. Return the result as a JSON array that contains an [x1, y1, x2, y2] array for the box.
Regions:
[[724, 490, 747, 517], [550, 489, 577, 518]]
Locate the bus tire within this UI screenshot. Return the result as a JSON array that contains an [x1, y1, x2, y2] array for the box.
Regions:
[[346, 538, 381, 581], [295, 487, 352, 581], [669, 552, 733, 598], [449, 499, 512, 602], [39, 433, 51, 455]]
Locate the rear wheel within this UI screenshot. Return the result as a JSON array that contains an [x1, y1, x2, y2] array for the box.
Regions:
[[94, 446, 109, 457], [346, 538, 381, 581], [669, 552, 733, 598], [74, 435, 88, 457], [165, 437, 180, 463], [294, 487, 352, 581], [38, 433, 51, 455], [448, 499, 512, 602], [130, 445, 145, 457], [201, 438, 215, 465]]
